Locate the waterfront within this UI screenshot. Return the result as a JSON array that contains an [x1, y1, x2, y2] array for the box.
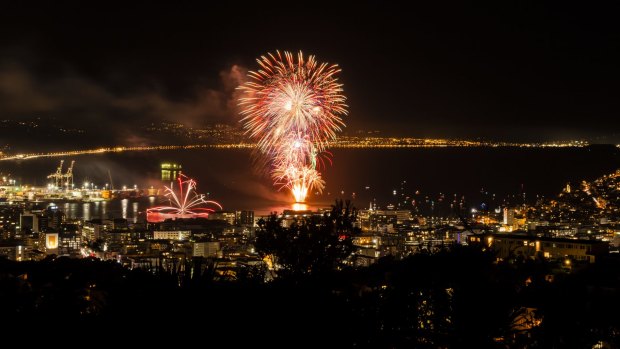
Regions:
[[2, 146, 619, 217], [52, 197, 153, 222]]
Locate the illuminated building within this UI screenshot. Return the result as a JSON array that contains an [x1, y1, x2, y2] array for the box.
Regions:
[[45, 232, 59, 254], [102, 230, 135, 244], [82, 224, 96, 242], [0, 205, 20, 239], [357, 210, 372, 231], [352, 235, 382, 266], [45, 204, 65, 231], [235, 210, 255, 226], [193, 241, 220, 257], [468, 233, 608, 263], [153, 230, 190, 241], [353, 235, 380, 249], [369, 211, 398, 233], [58, 223, 82, 255], [503, 207, 515, 225], [357, 209, 413, 233], [82, 221, 103, 241], [82, 219, 113, 242], [209, 211, 236, 225], [394, 210, 412, 224], [0, 242, 28, 261], [161, 162, 182, 182]]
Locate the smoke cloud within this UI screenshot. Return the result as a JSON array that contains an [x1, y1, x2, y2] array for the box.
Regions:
[[0, 61, 247, 146]]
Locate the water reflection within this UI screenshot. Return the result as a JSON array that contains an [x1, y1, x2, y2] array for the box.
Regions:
[[83, 203, 90, 221], [37, 198, 316, 222], [132, 202, 139, 223], [45, 198, 147, 222], [292, 203, 309, 211], [93, 201, 100, 219], [121, 199, 128, 219], [62, 202, 79, 220]]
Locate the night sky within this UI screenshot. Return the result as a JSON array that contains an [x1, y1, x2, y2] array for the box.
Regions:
[[1, 2, 619, 146]]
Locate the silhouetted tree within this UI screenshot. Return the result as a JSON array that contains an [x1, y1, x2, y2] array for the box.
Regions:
[[254, 199, 358, 278]]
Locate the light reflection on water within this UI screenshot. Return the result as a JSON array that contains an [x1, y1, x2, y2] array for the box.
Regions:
[[5, 148, 620, 218], [52, 198, 333, 222], [83, 202, 90, 221], [121, 199, 128, 219], [55, 198, 149, 221], [132, 202, 139, 223], [292, 203, 309, 211]]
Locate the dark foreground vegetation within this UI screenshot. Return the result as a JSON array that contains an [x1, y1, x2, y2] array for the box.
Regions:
[[1, 204, 620, 348]]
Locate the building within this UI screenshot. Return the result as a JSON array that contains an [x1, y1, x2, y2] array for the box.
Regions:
[[153, 230, 191, 241], [394, 210, 412, 224], [210, 211, 236, 225], [469, 233, 608, 263], [235, 210, 255, 226], [58, 223, 82, 255], [0, 205, 20, 239], [369, 211, 398, 233], [279, 210, 317, 228], [20, 210, 43, 233], [503, 207, 515, 225], [357, 210, 411, 233], [45, 205, 65, 231], [161, 163, 182, 182], [0, 242, 28, 261], [82, 219, 116, 242], [193, 241, 220, 258], [44, 232, 59, 255], [112, 218, 129, 230], [357, 210, 372, 231]]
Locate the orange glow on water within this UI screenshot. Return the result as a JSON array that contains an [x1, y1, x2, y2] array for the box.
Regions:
[[292, 203, 308, 211]]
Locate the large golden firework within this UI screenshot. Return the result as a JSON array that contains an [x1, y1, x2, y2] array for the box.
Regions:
[[238, 51, 347, 202]]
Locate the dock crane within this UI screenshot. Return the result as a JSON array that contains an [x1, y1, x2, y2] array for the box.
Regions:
[[47, 160, 64, 189], [63, 160, 75, 189]]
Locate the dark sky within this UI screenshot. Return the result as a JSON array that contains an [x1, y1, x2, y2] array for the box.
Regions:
[[1, 1, 619, 144]]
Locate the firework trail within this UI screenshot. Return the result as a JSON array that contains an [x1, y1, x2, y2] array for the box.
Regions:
[[146, 174, 222, 222], [238, 51, 347, 202]]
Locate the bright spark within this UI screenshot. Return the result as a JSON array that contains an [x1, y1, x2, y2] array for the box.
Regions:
[[146, 174, 222, 222]]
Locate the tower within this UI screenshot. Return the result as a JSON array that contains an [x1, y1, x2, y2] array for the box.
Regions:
[[161, 163, 182, 182]]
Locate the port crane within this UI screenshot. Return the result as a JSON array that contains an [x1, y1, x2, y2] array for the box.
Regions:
[[47, 160, 76, 190], [63, 160, 75, 189], [47, 160, 64, 189]]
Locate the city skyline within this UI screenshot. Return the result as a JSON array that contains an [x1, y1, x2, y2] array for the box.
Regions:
[[2, 3, 620, 345]]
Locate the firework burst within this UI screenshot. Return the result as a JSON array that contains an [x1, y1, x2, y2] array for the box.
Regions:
[[146, 174, 222, 223], [238, 51, 347, 202]]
